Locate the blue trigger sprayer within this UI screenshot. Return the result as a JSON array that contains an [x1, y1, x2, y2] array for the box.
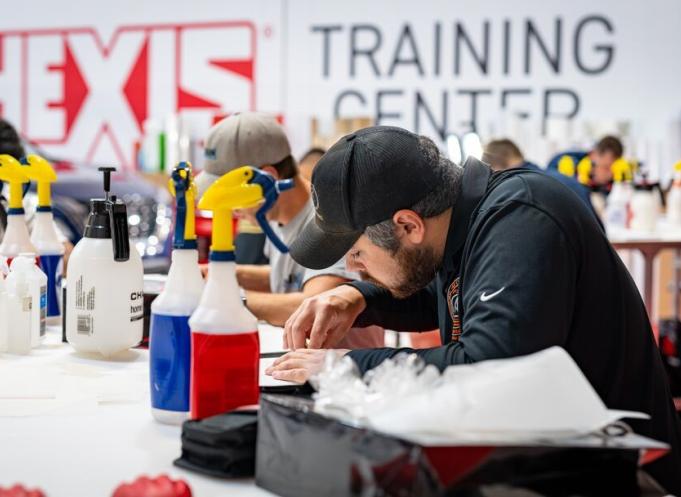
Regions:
[[149, 162, 205, 425]]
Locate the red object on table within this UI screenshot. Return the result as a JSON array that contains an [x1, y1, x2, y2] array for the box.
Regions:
[[111, 475, 192, 497], [0, 485, 46, 497]]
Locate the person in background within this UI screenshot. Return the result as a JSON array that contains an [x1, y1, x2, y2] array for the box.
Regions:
[[0, 119, 75, 266], [195, 112, 383, 348], [298, 147, 326, 182], [484, 138, 601, 224], [547, 135, 624, 188]]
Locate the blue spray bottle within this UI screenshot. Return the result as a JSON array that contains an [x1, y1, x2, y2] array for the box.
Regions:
[[149, 162, 205, 425]]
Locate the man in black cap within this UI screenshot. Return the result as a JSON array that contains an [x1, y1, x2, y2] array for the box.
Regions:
[[266, 126, 681, 494]]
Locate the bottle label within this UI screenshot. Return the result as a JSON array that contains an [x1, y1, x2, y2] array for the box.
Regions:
[[39, 285, 46, 337], [190, 331, 260, 420], [149, 313, 192, 413], [39, 254, 63, 318], [130, 290, 144, 322]]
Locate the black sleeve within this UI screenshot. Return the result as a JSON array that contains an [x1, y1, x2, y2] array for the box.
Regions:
[[346, 279, 439, 331], [348, 204, 577, 374]]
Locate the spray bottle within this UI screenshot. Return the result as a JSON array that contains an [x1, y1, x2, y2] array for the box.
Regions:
[[189, 166, 292, 419], [605, 158, 632, 233], [0, 155, 37, 261], [149, 162, 205, 425], [66, 167, 144, 357], [667, 160, 681, 227], [21, 155, 64, 324]]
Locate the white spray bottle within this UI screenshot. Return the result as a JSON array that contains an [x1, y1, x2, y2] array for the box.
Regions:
[[0, 155, 37, 262], [22, 155, 64, 325], [149, 162, 204, 425], [605, 158, 632, 234]]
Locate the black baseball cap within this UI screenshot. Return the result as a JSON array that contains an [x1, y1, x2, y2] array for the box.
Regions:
[[290, 126, 441, 269]]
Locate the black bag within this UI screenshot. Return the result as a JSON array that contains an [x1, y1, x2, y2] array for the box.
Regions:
[[174, 409, 258, 478]]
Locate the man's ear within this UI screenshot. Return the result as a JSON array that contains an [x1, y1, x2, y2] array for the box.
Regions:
[[392, 209, 426, 244], [261, 165, 279, 180]]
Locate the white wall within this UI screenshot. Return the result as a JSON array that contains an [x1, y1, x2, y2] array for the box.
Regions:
[[1, 0, 680, 177]]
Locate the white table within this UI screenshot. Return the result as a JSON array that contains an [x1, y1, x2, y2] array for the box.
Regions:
[[0, 325, 289, 497]]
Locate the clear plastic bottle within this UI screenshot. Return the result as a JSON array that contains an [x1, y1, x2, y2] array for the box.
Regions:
[[8, 253, 46, 347], [5, 263, 33, 355]]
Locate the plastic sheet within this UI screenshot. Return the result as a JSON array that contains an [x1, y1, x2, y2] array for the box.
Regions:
[[311, 347, 648, 443]]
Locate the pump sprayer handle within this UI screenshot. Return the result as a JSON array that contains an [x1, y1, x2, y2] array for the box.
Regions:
[[98, 167, 116, 195], [250, 170, 293, 253]]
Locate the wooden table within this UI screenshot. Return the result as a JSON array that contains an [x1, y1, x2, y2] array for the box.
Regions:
[[609, 233, 681, 336]]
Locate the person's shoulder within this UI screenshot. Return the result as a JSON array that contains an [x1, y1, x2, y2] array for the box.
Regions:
[[484, 167, 584, 212]]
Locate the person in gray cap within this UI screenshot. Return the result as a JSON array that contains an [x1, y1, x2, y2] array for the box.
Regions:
[[197, 112, 383, 348]]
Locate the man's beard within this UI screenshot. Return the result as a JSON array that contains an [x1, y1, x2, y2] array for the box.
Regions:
[[360, 245, 440, 299]]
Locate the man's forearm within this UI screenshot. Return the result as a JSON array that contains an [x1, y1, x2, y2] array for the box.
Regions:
[[347, 281, 439, 331], [236, 265, 271, 292], [245, 291, 305, 326]]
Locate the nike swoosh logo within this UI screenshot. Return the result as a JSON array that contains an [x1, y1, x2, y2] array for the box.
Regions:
[[480, 287, 506, 302]]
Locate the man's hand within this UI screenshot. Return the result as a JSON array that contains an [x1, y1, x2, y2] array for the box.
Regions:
[[283, 285, 366, 350], [265, 349, 350, 383]]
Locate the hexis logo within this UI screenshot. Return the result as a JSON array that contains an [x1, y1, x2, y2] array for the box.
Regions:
[[0, 21, 257, 168]]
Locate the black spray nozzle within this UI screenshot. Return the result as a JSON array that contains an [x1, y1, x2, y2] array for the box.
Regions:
[[98, 167, 116, 200]]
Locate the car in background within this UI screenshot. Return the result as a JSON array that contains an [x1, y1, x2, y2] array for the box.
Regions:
[[0, 141, 173, 272]]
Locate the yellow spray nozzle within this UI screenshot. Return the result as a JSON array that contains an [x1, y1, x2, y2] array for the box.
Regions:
[[611, 158, 631, 183], [557, 155, 576, 178], [576, 156, 592, 185], [0, 154, 30, 210], [21, 154, 57, 208], [673, 160, 681, 173], [199, 166, 266, 253]]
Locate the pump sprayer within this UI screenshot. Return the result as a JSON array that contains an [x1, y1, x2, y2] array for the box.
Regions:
[[149, 161, 205, 425], [65, 167, 143, 357], [189, 166, 292, 420], [21, 155, 64, 324], [0, 155, 37, 260]]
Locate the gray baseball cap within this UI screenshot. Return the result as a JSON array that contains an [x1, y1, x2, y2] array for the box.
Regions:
[[195, 112, 291, 196]]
